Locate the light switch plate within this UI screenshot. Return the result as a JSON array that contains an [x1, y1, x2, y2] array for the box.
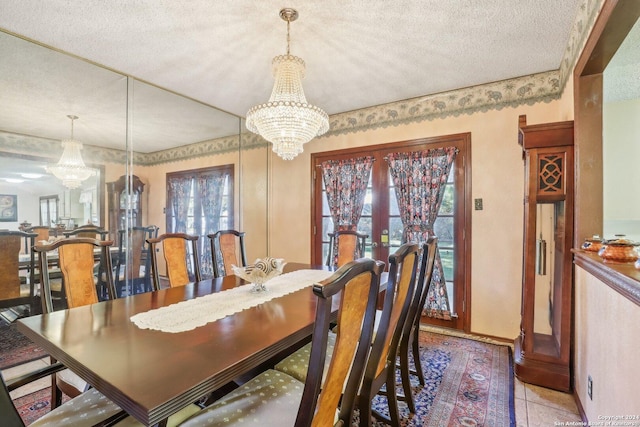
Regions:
[[474, 198, 483, 210]]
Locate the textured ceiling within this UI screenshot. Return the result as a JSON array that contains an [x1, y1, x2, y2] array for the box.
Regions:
[[0, 0, 583, 120]]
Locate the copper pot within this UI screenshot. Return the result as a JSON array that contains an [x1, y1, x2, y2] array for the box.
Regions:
[[598, 238, 639, 263], [581, 235, 603, 253]]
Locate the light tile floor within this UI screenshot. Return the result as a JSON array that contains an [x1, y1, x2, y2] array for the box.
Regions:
[[515, 377, 583, 426]]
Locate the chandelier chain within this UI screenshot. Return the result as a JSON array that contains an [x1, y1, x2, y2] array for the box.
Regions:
[[286, 18, 290, 55]]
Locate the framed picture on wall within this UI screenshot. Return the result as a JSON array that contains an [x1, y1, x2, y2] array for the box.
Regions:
[[0, 194, 18, 222]]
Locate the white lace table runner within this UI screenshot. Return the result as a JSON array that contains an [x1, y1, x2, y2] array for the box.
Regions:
[[130, 269, 334, 333]]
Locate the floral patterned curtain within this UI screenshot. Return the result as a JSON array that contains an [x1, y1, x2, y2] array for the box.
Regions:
[[167, 176, 193, 233], [387, 147, 457, 320], [321, 156, 374, 266], [198, 171, 229, 278]]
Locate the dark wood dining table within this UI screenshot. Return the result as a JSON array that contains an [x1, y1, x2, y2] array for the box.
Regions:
[[17, 262, 335, 425]]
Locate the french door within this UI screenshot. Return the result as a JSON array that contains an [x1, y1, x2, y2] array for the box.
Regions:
[[311, 134, 471, 331]]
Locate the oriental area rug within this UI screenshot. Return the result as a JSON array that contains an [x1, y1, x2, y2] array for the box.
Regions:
[[2, 322, 514, 426], [365, 330, 515, 427], [0, 322, 47, 370]]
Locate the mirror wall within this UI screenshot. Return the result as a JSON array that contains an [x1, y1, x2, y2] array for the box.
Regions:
[[0, 28, 268, 290], [603, 17, 640, 242]]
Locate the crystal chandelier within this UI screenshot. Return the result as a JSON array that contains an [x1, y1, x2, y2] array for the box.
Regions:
[[246, 8, 329, 160], [47, 115, 96, 189]]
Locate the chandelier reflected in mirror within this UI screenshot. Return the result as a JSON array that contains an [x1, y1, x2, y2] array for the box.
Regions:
[[47, 115, 96, 189], [246, 8, 329, 160]]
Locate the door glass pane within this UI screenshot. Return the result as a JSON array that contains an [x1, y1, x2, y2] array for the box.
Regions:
[[322, 217, 333, 241], [433, 216, 454, 246], [440, 184, 454, 215], [389, 217, 404, 250], [389, 187, 399, 216], [322, 191, 330, 215], [439, 248, 455, 281]]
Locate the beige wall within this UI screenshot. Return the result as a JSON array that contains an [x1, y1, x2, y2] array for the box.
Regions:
[[107, 79, 575, 340], [574, 267, 640, 418], [268, 84, 574, 339]]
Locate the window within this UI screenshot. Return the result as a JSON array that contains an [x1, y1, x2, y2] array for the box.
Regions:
[[39, 195, 58, 226], [312, 134, 471, 331], [166, 165, 234, 278]]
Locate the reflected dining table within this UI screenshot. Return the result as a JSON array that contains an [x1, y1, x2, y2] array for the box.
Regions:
[[17, 262, 339, 426]]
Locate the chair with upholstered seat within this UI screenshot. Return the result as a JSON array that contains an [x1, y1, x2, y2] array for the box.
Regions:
[[274, 243, 418, 427], [179, 257, 385, 427], [358, 242, 419, 427], [34, 237, 117, 407], [0, 230, 39, 317], [1, 361, 200, 427], [147, 233, 202, 290], [397, 237, 438, 414], [326, 230, 368, 268], [208, 229, 247, 278], [114, 225, 159, 296]]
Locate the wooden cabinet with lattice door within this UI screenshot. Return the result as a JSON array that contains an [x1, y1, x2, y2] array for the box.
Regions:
[[514, 115, 574, 392]]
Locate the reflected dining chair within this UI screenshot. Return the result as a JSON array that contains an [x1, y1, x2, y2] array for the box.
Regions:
[[357, 242, 419, 427], [326, 230, 369, 268], [34, 237, 117, 408], [0, 230, 39, 317], [396, 237, 438, 413], [114, 225, 159, 296], [208, 229, 247, 278], [147, 233, 202, 290], [63, 225, 110, 298], [179, 257, 385, 427], [62, 224, 109, 240], [24, 225, 52, 245]]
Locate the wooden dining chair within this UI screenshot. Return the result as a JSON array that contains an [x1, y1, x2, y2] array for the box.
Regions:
[[1, 361, 200, 427], [274, 243, 418, 427], [208, 229, 247, 278], [1, 360, 128, 427], [34, 237, 117, 407], [357, 242, 419, 427], [24, 225, 52, 245], [0, 230, 39, 317], [326, 229, 369, 268], [397, 237, 438, 414], [178, 257, 385, 427], [63, 225, 111, 298], [114, 225, 159, 296], [62, 224, 109, 240], [147, 233, 202, 290]]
